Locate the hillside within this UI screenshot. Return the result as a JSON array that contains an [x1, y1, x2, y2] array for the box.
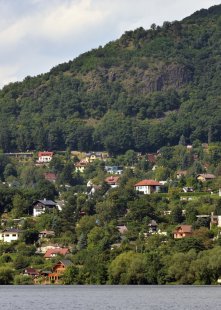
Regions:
[[1, 4, 221, 154]]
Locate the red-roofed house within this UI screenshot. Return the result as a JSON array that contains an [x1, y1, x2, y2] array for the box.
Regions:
[[134, 179, 161, 195], [44, 247, 69, 259], [44, 172, 57, 183], [173, 225, 192, 239], [37, 152, 54, 163], [23, 267, 40, 277], [147, 153, 158, 163], [105, 176, 120, 188]]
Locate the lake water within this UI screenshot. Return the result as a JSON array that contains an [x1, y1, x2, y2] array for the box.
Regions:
[[0, 285, 221, 309]]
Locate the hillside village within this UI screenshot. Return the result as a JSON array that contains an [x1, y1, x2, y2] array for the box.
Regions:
[[1, 141, 221, 284]]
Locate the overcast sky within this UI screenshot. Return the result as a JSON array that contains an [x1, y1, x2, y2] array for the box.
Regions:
[[0, 0, 220, 88]]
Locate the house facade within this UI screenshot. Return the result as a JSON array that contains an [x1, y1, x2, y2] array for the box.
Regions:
[[105, 166, 123, 175], [75, 160, 88, 173], [48, 260, 72, 283], [105, 176, 120, 188], [197, 173, 215, 182], [134, 179, 161, 195], [37, 152, 54, 163], [173, 225, 192, 239], [39, 230, 55, 239], [43, 172, 57, 183], [0, 228, 22, 243], [32, 199, 57, 217]]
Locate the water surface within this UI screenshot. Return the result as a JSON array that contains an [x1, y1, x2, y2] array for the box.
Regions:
[[0, 285, 220, 309]]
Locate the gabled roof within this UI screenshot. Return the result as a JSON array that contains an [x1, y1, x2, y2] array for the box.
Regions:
[[197, 173, 215, 179], [147, 153, 158, 163], [57, 259, 72, 267], [39, 230, 55, 236], [134, 179, 161, 187], [38, 152, 53, 157], [117, 225, 128, 234], [24, 268, 39, 276], [44, 247, 69, 258], [1, 228, 22, 233], [33, 199, 57, 207], [44, 172, 57, 181], [75, 161, 88, 167], [105, 176, 120, 185], [176, 170, 187, 175], [174, 225, 192, 233]]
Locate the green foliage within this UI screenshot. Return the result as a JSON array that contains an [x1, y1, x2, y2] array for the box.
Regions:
[[14, 275, 33, 285], [21, 229, 39, 245], [0, 267, 14, 284], [108, 251, 147, 284], [1, 5, 221, 153]]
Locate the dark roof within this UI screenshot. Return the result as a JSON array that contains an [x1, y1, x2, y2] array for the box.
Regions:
[[59, 259, 72, 267], [34, 199, 57, 206], [24, 268, 39, 276], [2, 228, 22, 233]]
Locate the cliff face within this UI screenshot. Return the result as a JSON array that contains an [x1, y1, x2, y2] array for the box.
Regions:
[[136, 63, 194, 93], [77, 63, 193, 94]]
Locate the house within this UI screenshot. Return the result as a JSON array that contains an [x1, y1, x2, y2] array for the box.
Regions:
[[146, 153, 158, 163], [134, 179, 161, 195], [148, 220, 158, 233], [183, 187, 194, 193], [32, 199, 57, 217], [197, 174, 216, 182], [44, 247, 69, 259], [23, 268, 39, 277], [39, 230, 55, 239], [210, 212, 221, 228], [87, 185, 102, 196], [48, 260, 72, 283], [84, 152, 103, 163], [43, 172, 57, 183], [173, 225, 192, 239], [0, 228, 22, 243], [75, 160, 88, 173], [37, 152, 54, 163], [36, 244, 59, 254], [176, 170, 187, 179], [105, 176, 120, 188], [117, 225, 128, 235], [105, 166, 123, 175]]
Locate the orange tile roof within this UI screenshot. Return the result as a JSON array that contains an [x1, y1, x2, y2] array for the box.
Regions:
[[105, 176, 120, 185], [44, 247, 69, 258], [134, 179, 161, 186], [174, 225, 192, 233], [38, 152, 54, 157]]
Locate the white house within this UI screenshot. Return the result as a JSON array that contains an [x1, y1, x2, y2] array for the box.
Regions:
[[134, 179, 161, 195], [32, 199, 57, 217], [105, 176, 120, 188], [0, 228, 22, 243], [37, 152, 54, 163], [105, 166, 123, 175]]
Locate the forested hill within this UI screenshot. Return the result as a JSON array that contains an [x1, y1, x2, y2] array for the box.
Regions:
[[1, 4, 221, 154]]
